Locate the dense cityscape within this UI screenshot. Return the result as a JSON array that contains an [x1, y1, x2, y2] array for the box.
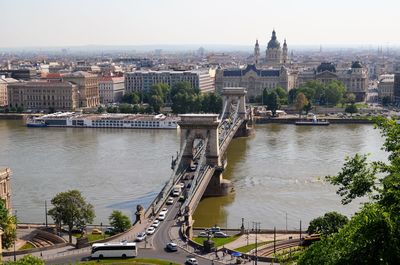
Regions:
[[1, 0, 400, 264]]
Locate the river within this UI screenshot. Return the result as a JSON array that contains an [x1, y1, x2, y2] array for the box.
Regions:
[[0, 120, 386, 230]]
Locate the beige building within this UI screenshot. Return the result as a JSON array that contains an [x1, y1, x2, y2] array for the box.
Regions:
[[298, 62, 369, 101], [378, 74, 394, 100], [98, 76, 124, 104], [215, 64, 296, 100], [0, 168, 11, 211], [125, 70, 215, 94], [0, 79, 7, 107], [7, 80, 78, 111], [63, 71, 100, 108], [0, 77, 18, 108]]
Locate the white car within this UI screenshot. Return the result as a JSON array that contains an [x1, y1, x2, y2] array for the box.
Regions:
[[166, 197, 174, 205], [186, 258, 198, 265], [146, 226, 156, 235], [135, 231, 146, 242], [161, 207, 168, 214], [151, 219, 161, 228], [158, 212, 166, 221], [179, 182, 185, 188]]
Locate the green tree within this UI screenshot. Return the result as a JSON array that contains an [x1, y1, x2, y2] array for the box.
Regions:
[[48, 190, 95, 243], [303, 101, 313, 115], [345, 104, 358, 116], [274, 87, 288, 105], [121, 92, 140, 105], [307, 211, 348, 236], [4, 254, 44, 265], [109, 210, 131, 233], [325, 80, 346, 106], [16, 106, 24, 113], [382, 96, 391, 106], [0, 199, 16, 249], [344, 93, 356, 104], [149, 94, 164, 113], [106, 106, 118, 113], [97, 106, 105, 113], [265, 91, 280, 116], [295, 92, 308, 118], [119, 103, 133, 113]]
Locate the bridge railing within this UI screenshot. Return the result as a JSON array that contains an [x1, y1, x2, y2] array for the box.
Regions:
[[180, 137, 210, 212], [144, 141, 188, 217]]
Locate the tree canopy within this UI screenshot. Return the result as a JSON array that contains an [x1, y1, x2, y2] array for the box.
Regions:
[[48, 190, 95, 243], [307, 211, 348, 236], [295, 92, 308, 117], [263, 90, 280, 116], [0, 199, 16, 249], [109, 210, 131, 233], [291, 80, 346, 106]]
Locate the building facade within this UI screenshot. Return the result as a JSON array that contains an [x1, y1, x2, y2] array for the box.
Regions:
[[0, 79, 7, 107], [0, 77, 19, 108], [63, 71, 100, 108], [0, 168, 11, 211], [377, 74, 394, 101], [124, 70, 215, 93], [7, 80, 78, 111], [394, 64, 400, 103], [98, 76, 125, 104], [215, 64, 297, 100], [298, 62, 369, 101]]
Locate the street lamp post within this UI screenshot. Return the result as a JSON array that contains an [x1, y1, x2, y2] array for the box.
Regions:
[[13, 209, 17, 261]]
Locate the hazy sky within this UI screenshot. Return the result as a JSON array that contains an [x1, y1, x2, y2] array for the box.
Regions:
[[1, 0, 399, 47]]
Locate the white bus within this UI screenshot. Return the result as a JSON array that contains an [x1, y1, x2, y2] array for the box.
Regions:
[[91, 242, 137, 259]]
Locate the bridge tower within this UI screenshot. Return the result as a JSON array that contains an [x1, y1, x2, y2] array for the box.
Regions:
[[178, 114, 221, 168], [221, 87, 247, 120]]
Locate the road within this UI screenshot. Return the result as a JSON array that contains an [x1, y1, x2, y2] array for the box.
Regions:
[[46, 173, 219, 265]]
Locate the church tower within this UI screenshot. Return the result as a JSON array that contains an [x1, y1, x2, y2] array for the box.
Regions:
[[254, 39, 260, 65], [266, 30, 282, 66], [282, 39, 288, 64]]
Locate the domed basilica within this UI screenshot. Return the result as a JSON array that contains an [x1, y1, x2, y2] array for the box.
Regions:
[[254, 30, 288, 66]]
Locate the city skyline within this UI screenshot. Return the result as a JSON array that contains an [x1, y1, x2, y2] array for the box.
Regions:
[[2, 0, 400, 48]]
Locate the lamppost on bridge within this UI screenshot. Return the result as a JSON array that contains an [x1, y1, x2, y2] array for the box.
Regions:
[[13, 209, 17, 262]]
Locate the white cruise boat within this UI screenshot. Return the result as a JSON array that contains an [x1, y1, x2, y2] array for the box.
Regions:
[[26, 113, 179, 129]]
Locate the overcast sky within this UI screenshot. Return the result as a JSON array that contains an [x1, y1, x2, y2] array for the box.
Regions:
[[1, 0, 399, 48]]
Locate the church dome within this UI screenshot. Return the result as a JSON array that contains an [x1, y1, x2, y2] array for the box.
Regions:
[[351, 61, 363, 68], [267, 30, 281, 49], [317, 62, 336, 73]]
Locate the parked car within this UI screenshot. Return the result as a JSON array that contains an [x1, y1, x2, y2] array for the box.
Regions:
[[179, 182, 185, 188], [166, 242, 178, 252], [91, 228, 102, 235], [198, 231, 209, 238], [186, 258, 198, 265], [146, 226, 156, 235], [214, 231, 228, 238], [209, 226, 221, 233], [161, 207, 168, 213], [151, 219, 161, 228], [166, 197, 174, 205], [135, 231, 146, 242], [178, 195, 186, 202], [158, 212, 166, 221], [104, 227, 116, 235]]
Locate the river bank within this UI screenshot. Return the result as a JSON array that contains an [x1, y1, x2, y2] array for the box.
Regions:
[[255, 116, 375, 124]]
